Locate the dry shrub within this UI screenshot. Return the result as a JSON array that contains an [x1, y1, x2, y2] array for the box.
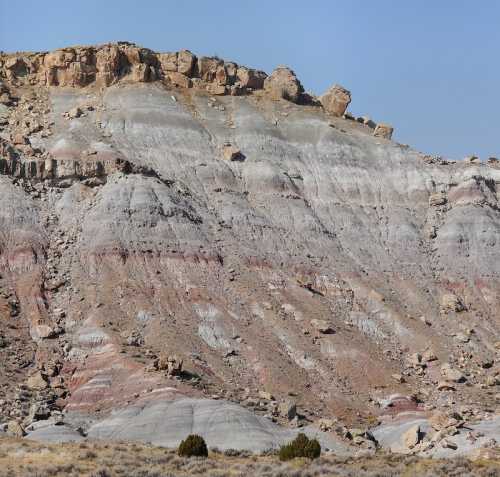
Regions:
[[178, 434, 208, 458], [279, 433, 321, 461]]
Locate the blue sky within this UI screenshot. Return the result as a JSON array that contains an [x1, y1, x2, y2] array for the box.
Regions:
[[1, 1, 499, 160]]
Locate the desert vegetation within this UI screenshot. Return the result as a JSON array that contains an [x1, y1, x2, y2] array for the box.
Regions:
[[0, 437, 498, 477], [279, 433, 321, 461], [177, 434, 208, 458]]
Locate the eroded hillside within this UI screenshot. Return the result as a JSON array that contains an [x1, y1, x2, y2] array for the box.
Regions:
[[0, 43, 498, 457]]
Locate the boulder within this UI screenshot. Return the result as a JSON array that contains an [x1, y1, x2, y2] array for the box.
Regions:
[[391, 373, 406, 383], [429, 411, 463, 431], [157, 354, 183, 376], [264, 66, 304, 103], [440, 293, 465, 312], [28, 401, 51, 422], [67, 106, 83, 119], [258, 391, 274, 401], [402, 424, 421, 449], [358, 116, 376, 128], [440, 438, 458, 450], [317, 418, 336, 431], [440, 363, 465, 383], [177, 50, 196, 76], [422, 349, 438, 363], [320, 84, 351, 117], [215, 65, 228, 86], [166, 71, 192, 89], [236, 67, 267, 90], [207, 83, 226, 96], [407, 352, 424, 367], [27, 372, 48, 391], [197, 56, 223, 82], [279, 400, 297, 420], [131, 64, 150, 82], [437, 381, 456, 391], [429, 192, 447, 207], [310, 319, 335, 334], [373, 123, 394, 140], [158, 52, 178, 72], [222, 144, 242, 161], [7, 420, 25, 437]]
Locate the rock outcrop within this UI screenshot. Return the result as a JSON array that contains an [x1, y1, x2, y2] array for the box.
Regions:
[[0, 43, 270, 100], [320, 84, 351, 117], [0, 42, 498, 456], [374, 123, 394, 139], [264, 66, 304, 102]]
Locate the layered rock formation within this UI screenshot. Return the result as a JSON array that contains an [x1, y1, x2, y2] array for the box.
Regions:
[[0, 43, 499, 455], [0, 43, 269, 98]]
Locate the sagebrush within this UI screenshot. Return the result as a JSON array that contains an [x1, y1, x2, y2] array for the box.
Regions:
[[177, 434, 208, 457], [279, 433, 321, 461]]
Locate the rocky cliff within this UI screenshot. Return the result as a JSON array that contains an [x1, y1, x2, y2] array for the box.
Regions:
[[0, 43, 498, 456]]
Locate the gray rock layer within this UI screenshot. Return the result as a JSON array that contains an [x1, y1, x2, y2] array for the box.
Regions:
[[0, 75, 498, 454], [86, 398, 349, 453]]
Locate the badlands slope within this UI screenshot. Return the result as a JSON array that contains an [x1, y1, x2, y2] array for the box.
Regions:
[[0, 43, 498, 456]]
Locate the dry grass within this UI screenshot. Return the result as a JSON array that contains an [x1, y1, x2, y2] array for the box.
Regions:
[[0, 437, 498, 477]]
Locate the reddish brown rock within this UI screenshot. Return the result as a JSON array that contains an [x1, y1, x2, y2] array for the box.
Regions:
[[26, 371, 48, 390], [373, 123, 394, 140], [177, 49, 196, 76], [236, 67, 267, 90], [264, 66, 304, 103], [156, 354, 183, 376], [215, 65, 228, 85], [158, 52, 178, 72], [207, 83, 226, 95], [197, 56, 223, 82], [44, 48, 96, 87], [96, 45, 121, 86], [131, 63, 151, 82], [320, 84, 351, 117], [167, 71, 192, 89]]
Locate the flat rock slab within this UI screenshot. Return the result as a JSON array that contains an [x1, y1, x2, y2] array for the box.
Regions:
[[26, 422, 85, 443]]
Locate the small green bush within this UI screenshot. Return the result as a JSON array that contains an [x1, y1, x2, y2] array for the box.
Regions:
[[279, 433, 321, 461], [178, 434, 208, 458]]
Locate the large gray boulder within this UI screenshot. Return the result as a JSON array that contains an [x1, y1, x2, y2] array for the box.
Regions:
[[87, 398, 350, 453]]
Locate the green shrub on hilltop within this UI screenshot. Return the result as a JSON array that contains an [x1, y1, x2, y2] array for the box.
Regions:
[[177, 434, 208, 458], [279, 433, 321, 461]]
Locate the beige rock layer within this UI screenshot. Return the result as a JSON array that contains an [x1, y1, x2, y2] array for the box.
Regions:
[[0, 43, 273, 100]]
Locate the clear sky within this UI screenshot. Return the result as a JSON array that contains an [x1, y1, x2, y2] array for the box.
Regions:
[[1, 1, 499, 160]]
